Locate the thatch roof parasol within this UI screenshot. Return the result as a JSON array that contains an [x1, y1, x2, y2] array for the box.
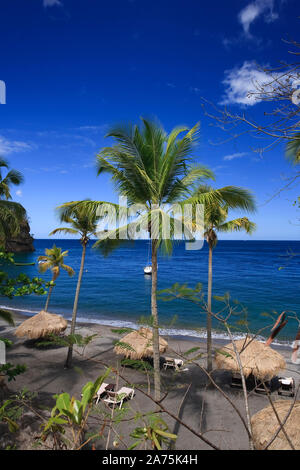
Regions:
[[114, 327, 168, 360], [251, 400, 300, 450], [215, 338, 286, 380], [15, 310, 68, 339]]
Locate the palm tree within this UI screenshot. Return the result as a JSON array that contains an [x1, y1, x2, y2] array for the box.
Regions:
[[61, 118, 256, 399], [286, 133, 300, 164], [49, 204, 100, 368], [190, 185, 256, 372], [38, 245, 75, 312], [0, 157, 25, 244]]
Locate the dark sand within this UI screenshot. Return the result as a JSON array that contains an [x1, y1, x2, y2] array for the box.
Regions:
[[1, 312, 299, 450]]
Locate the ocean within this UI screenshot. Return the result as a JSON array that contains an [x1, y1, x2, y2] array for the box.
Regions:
[[1, 239, 300, 344]]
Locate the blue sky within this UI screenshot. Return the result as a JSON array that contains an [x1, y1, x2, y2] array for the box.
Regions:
[[0, 0, 299, 239]]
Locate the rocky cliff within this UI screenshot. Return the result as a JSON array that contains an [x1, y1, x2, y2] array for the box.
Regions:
[[5, 219, 35, 253]]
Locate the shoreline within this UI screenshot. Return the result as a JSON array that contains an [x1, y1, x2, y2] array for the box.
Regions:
[[1, 304, 299, 450], [1, 306, 295, 353]]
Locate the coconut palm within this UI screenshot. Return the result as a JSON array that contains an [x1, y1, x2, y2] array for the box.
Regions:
[[49, 204, 100, 368], [286, 133, 300, 164], [0, 157, 25, 244], [60, 118, 256, 399], [0, 157, 23, 199], [38, 245, 75, 312], [190, 185, 256, 371]]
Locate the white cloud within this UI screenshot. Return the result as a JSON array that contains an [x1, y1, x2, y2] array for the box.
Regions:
[[238, 0, 279, 36], [220, 61, 272, 106], [223, 152, 248, 161], [0, 136, 32, 155], [16, 190, 22, 197], [43, 0, 62, 7]]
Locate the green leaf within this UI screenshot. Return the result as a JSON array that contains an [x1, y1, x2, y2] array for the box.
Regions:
[[56, 393, 71, 413], [155, 428, 177, 439]]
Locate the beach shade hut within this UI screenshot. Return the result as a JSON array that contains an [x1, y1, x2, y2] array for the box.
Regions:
[[114, 327, 168, 360], [215, 338, 286, 381], [15, 310, 68, 340], [251, 400, 300, 450]]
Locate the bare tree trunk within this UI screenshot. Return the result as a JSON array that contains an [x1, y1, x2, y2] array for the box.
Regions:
[[207, 243, 213, 372], [65, 243, 87, 368], [151, 239, 161, 401]]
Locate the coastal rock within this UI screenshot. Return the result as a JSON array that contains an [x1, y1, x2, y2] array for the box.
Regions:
[[5, 219, 35, 253]]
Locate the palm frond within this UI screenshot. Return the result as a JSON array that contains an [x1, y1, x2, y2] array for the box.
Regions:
[[286, 133, 300, 165]]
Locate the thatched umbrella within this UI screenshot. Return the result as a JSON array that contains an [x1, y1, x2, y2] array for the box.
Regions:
[[251, 400, 300, 450], [15, 310, 68, 340], [215, 338, 286, 380], [114, 327, 168, 360]]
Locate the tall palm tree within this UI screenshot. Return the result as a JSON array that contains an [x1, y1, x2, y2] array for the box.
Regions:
[[190, 185, 256, 372], [49, 204, 100, 368], [0, 157, 25, 244], [60, 118, 256, 399], [38, 245, 75, 312]]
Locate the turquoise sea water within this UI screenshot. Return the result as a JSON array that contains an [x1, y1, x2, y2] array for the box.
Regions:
[[1, 239, 300, 344]]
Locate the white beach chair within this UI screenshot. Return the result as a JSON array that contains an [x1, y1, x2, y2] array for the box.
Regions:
[[95, 382, 109, 404], [103, 386, 135, 409], [163, 357, 186, 371], [174, 359, 184, 371], [278, 377, 295, 397], [163, 357, 176, 370]]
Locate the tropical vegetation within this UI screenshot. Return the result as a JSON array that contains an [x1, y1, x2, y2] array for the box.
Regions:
[[37, 245, 75, 312], [49, 203, 100, 368]]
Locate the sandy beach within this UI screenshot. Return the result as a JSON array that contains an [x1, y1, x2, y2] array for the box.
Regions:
[[1, 311, 299, 450]]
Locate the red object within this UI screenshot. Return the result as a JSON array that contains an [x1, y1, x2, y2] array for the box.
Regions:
[[265, 312, 287, 346]]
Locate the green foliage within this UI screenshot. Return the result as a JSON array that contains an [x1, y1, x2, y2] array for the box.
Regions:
[[113, 340, 135, 352], [215, 349, 233, 359], [0, 308, 15, 326], [0, 400, 19, 433], [0, 337, 13, 348], [111, 328, 134, 335], [158, 282, 204, 304], [0, 388, 37, 435], [121, 358, 154, 371], [0, 363, 27, 382], [0, 270, 47, 299], [36, 333, 98, 349], [41, 370, 111, 449], [0, 251, 15, 264], [183, 346, 201, 357], [129, 414, 177, 450]]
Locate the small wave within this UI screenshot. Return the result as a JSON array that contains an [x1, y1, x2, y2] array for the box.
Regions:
[[1, 304, 293, 348]]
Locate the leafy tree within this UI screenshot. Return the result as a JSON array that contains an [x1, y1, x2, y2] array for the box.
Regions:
[[0, 157, 25, 244]]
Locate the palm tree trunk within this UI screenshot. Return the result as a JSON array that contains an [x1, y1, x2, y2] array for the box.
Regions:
[[44, 284, 54, 312], [207, 242, 213, 372], [151, 239, 161, 401], [65, 243, 87, 368]]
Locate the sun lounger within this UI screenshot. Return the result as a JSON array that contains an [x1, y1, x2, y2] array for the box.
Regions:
[[95, 382, 115, 404], [103, 386, 135, 409], [230, 372, 255, 390], [278, 377, 295, 397], [163, 357, 185, 371], [230, 372, 243, 389], [254, 377, 271, 394]]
